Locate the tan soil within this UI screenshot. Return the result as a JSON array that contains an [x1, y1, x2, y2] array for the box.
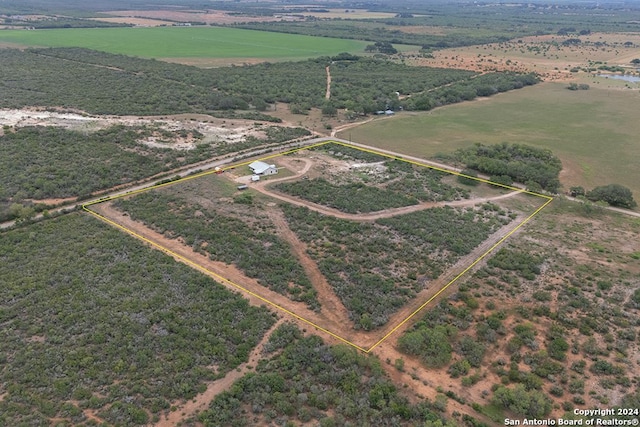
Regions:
[[88, 17, 170, 26], [101, 10, 303, 25], [248, 157, 524, 222], [325, 65, 332, 100], [90, 202, 369, 346], [408, 32, 640, 84], [91, 149, 531, 352], [27, 197, 77, 206]]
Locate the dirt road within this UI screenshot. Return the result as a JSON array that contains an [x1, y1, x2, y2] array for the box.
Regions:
[[325, 65, 331, 100]]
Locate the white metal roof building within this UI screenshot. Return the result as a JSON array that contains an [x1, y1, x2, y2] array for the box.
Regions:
[[249, 161, 278, 175]]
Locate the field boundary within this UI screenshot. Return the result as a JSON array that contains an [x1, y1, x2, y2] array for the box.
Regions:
[[83, 140, 552, 352]]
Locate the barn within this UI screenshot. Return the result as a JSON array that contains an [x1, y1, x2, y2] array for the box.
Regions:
[[249, 161, 278, 176]]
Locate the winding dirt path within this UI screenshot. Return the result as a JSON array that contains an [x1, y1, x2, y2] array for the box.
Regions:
[[257, 183, 523, 222], [156, 318, 286, 426], [247, 154, 524, 222]]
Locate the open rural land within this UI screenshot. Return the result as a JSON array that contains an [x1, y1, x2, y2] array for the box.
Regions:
[[1, 1, 639, 426]]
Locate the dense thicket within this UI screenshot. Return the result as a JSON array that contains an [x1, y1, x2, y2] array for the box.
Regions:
[[0, 48, 537, 118], [0, 49, 255, 115], [487, 248, 544, 280], [276, 178, 418, 213], [454, 142, 562, 192], [200, 323, 450, 426], [0, 214, 274, 426], [0, 126, 206, 201], [114, 191, 319, 309]]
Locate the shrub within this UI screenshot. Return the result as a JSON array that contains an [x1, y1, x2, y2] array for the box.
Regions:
[[586, 184, 637, 209]]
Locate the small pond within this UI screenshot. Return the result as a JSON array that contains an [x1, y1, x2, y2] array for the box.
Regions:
[[597, 74, 640, 83]]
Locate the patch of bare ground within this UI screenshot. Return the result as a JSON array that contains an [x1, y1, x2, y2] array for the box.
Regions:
[[26, 197, 77, 206], [160, 57, 269, 68], [247, 156, 524, 222], [101, 10, 303, 25], [266, 102, 353, 136], [157, 318, 286, 426], [373, 343, 497, 426], [0, 108, 272, 150], [407, 32, 640, 83], [88, 17, 170, 26]]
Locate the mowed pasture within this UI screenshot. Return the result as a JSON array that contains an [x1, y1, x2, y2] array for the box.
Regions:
[[0, 26, 369, 61], [340, 82, 640, 200]]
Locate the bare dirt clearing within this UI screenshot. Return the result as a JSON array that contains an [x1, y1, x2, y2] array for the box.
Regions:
[[100, 9, 303, 25], [412, 32, 640, 83], [0, 108, 272, 149]]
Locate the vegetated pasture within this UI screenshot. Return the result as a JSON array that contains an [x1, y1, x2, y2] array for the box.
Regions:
[[341, 82, 640, 199], [199, 322, 454, 426], [398, 198, 640, 422], [0, 213, 275, 426], [0, 26, 369, 60]]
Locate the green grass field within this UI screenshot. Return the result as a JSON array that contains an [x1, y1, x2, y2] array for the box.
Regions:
[[0, 26, 369, 59], [341, 82, 640, 200]]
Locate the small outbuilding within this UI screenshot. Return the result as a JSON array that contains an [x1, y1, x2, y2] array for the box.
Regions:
[[251, 175, 261, 182], [237, 184, 248, 191], [249, 161, 278, 176]]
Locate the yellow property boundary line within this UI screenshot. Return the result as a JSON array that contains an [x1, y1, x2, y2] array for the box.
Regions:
[[83, 140, 553, 353]]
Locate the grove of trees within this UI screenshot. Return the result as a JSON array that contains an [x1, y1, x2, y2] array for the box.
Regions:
[[454, 142, 562, 192]]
